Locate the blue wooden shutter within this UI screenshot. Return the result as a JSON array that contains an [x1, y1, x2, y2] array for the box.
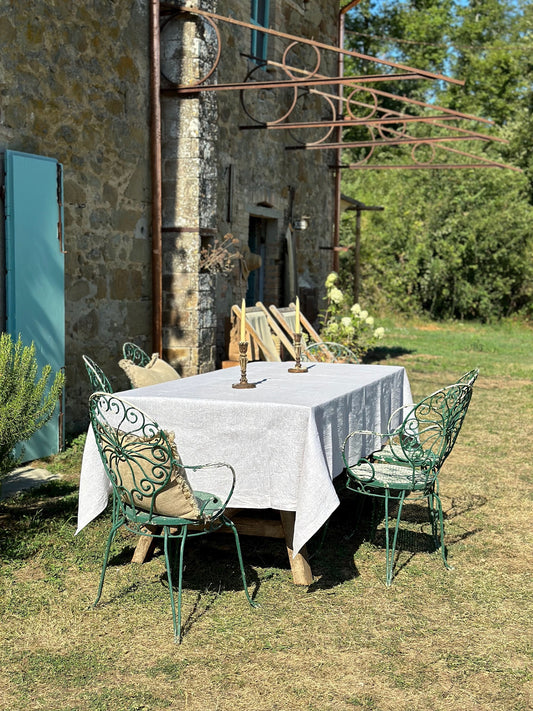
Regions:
[[4, 150, 65, 461]]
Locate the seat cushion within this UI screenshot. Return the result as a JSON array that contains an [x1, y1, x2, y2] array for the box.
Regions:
[[117, 430, 200, 519], [119, 354, 180, 388], [373, 442, 438, 468], [349, 460, 432, 491]]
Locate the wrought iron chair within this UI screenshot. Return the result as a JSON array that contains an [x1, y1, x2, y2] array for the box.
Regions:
[[342, 383, 471, 585], [82, 355, 113, 393], [374, 368, 478, 466], [302, 341, 359, 364], [89, 392, 258, 642], [122, 342, 151, 367], [456, 368, 480, 387]]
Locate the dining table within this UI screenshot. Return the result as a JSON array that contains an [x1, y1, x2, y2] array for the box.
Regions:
[[77, 361, 412, 584]]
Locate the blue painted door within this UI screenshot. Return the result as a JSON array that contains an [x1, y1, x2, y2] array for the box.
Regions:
[[4, 150, 65, 461]]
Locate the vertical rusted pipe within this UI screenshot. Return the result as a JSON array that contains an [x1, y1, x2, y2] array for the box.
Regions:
[[334, 0, 363, 273], [150, 0, 163, 356], [354, 207, 361, 301]]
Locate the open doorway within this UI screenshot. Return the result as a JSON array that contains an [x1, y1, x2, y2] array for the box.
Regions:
[[246, 216, 267, 305]]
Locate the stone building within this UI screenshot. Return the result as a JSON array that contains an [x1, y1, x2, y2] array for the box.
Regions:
[[0, 0, 338, 439]]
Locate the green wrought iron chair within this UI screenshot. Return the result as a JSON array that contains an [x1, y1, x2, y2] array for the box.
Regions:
[[342, 382, 471, 585], [89, 392, 258, 642], [455, 368, 480, 387], [374, 368, 478, 466], [82, 355, 113, 393], [302, 341, 359, 364], [122, 342, 151, 367]]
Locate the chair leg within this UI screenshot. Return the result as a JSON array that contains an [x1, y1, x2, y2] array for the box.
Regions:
[[428, 491, 453, 571], [386, 491, 406, 586], [164, 526, 187, 643], [225, 518, 258, 608], [93, 522, 121, 607]]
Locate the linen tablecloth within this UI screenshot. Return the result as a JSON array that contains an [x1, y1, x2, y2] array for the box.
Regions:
[[76, 362, 412, 554]]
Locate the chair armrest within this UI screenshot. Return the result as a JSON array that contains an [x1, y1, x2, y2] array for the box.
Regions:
[[181, 461, 236, 520], [341, 429, 394, 469], [342, 428, 392, 447]]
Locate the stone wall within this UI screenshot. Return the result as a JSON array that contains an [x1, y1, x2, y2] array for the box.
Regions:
[[0, 0, 339, 437], [0, 1, 152, 432], [212, 0, 338, 361], [160, 0, 219, 375]]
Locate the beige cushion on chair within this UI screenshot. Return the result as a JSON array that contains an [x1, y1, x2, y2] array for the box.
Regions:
[[117, 430, 200, 519], [119, 354, 180, 388]]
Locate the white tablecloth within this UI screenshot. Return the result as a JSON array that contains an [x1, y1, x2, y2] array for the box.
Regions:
[[76, 362, 412, 554]]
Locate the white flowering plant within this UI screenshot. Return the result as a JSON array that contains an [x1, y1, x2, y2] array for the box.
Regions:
[[319, 272, 385, 359]]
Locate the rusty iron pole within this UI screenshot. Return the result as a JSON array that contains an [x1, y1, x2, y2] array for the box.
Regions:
[[333, 1, 364, 273], [150, 0, 163, 356]]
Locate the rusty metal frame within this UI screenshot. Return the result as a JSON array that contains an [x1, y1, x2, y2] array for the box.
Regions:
[[162, 4, 464, 88], [158, 5, 517, 168], [153, 1, 520, 283]]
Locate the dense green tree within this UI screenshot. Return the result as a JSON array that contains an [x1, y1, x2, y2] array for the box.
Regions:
[[341, 166, 532, 320], [340, 0, 533, 319]]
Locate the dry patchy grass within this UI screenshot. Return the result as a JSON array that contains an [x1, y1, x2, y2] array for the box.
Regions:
[[0, 321, 532, 711]]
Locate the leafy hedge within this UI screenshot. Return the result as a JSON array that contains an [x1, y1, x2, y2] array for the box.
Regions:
[[340, 167, 533, 321]]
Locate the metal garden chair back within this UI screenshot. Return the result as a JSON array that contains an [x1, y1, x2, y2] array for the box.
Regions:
[[440, 368, 478, 462], [375, 368, 478, 467], [89, 392, 257, 642], [122, 342, 151, 367], [302, 341, 359, 364], [82, 355, 113, 393], [342, 383, 471, 585]]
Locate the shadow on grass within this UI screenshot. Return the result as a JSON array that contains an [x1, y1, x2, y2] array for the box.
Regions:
[[305, 493, 375, 592], [306, 490, 487, 589], [0, 480, 79, 560], [363, 345, 413, 363], [103, 534, 261, 638]]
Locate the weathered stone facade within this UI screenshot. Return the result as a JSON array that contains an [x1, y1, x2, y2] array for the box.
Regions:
[[0, 1, 152, 432], [0, 0, 337, 435], [161, 0, 337, 368], [212, 0, 338, 359]]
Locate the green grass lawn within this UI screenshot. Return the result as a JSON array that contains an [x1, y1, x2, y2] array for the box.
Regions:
[[1, 319, 532, 711]]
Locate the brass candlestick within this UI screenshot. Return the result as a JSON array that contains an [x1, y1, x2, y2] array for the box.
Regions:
[[288, 332, 308, 373], [232, 341, 256, 388]]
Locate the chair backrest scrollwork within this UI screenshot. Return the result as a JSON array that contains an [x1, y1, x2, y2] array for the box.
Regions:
[[122, 342, 151, 367], [83, 355, 113, 394], [89, 392, 176, 521], [302, 341, 359, 364]]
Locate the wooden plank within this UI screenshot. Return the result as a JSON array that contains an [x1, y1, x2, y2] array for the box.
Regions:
[[221, 513, 285, 538], [131, 525, 160, 564], [222, 360, 238, 368], [130, 510, 313, 586]]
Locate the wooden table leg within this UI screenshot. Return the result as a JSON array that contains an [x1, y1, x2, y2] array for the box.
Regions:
[[279, 510, 313, 585], [131, 525, 160, 564]]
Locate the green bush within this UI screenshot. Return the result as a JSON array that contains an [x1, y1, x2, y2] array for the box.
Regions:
[[319, 272, 385, 360], [0, 333, 65, 477], [340, 167, 533, 321]]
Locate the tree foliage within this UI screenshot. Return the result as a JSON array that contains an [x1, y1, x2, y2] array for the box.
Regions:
[[340, 0, 533, 320], [0, 333, 65, 477]]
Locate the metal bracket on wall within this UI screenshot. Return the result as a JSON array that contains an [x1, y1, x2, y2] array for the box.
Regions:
[[156, 3, 518, 172]]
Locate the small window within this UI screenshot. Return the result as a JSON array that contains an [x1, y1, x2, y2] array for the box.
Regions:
[[251, 0, 270, 63]]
